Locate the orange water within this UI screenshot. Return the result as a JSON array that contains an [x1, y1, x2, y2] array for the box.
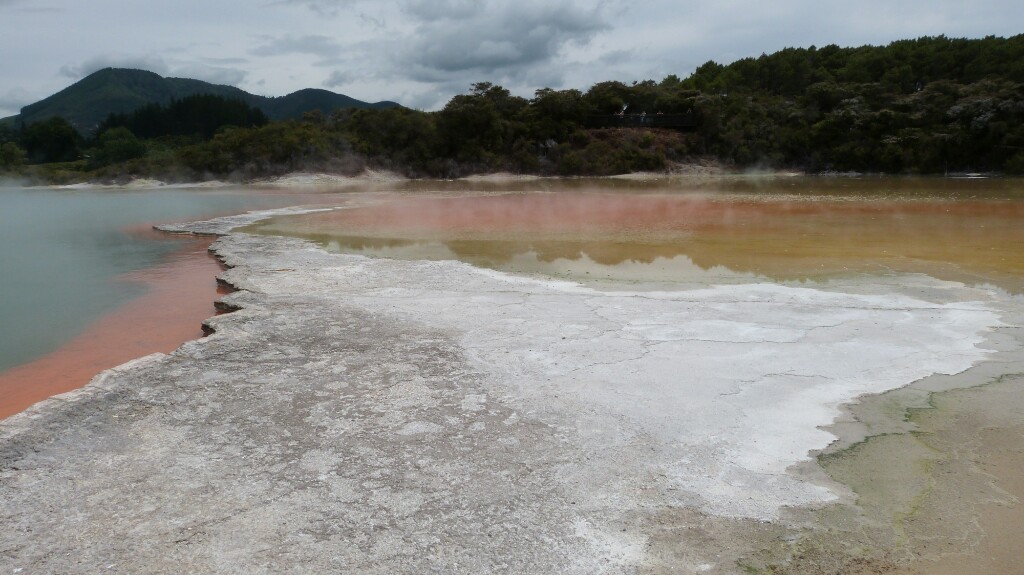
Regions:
[[0, 234, 222, 419], [247, 180, 1024, 294]]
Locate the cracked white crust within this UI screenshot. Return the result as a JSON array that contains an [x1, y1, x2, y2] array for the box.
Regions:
[[209, 225, 1000, 520]]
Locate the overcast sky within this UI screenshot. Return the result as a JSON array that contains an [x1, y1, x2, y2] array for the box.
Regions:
[[1, 0, 1022, 117]]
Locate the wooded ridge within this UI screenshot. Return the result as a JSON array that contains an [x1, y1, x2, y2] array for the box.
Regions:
[[2, 35, 1023, 181]]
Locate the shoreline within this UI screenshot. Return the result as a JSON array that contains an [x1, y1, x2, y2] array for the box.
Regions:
[[1, 206, 1020, 572], [15, 165, 1020, 192]]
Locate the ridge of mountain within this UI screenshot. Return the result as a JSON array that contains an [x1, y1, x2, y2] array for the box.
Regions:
[[0, 68, 400, 133]]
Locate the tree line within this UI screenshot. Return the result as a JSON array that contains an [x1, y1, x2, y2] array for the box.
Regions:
[[3, 35, 1024, 180]]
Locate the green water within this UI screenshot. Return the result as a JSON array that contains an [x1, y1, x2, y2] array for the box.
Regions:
[[0, 185, 290, 373]]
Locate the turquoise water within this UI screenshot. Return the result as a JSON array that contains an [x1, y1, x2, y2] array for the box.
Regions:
[[0, 185, 290, 373]]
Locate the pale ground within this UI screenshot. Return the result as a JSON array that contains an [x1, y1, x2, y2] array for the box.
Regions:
[[34, 162, 790, 190], [40, 169, 407, 191], [259, 170, 407, 187], [0, 207, 1017, 574]]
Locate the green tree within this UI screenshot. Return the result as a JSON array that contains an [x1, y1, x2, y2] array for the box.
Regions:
[[341, 107, 439, 172], [21, 117, 81, 163], [437, 83, 526, 164], [584, 81, 632, 113], [88, 127, 146, 168], [98, 94, 268, 140], [0, 123, 17, 144], [525, 88, 586, 141], [1005, 151, 1024, 174], [0, 142, 27, 171]]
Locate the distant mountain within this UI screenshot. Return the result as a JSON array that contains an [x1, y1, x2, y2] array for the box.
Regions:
[[0, 68, 401, 134], [260, 88, 390, 120]]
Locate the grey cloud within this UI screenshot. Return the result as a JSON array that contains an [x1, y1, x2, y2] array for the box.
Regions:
[[4, 4, 62, 13], [56, 55, 245, 87], [251, 34, 344, 62], [269, 0, 386, 28], [0, 88, 31, 114], [0, 0, 54, 10], [201, 56, 250, 66], [323, 70, 352, 88], [59, 55, 169, 79], [170, 64, 247, 86], [404, 89, 455, 111], [401, 1, 607, 78], [596, 49, 634, 66], [367, 1, 611, 109], [358, 11, 386, 29], [403, 79, 476, 110], [401, 0, 484, 21], [269, 0, 363, 17]]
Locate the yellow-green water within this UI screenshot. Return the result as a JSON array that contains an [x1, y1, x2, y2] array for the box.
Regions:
[[245, 176, 1024, 294]]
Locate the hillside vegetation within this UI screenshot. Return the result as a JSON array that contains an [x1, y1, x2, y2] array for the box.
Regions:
[[2, 35, 1023, 181]]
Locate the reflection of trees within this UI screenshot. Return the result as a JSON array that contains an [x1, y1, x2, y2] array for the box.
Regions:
[[444, 240, 691, 267], [323, 226, 1024, 295], [276, 192, 1024, 295], [309, 234, 415, 251]]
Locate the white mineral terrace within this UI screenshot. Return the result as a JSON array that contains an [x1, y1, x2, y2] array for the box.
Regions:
[[176, 208, 1001, 519]]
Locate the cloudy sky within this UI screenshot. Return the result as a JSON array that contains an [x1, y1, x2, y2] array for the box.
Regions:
[[1, 0, 1022, 117]]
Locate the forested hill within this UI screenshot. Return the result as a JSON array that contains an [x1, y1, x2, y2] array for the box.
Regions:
[[3, 35, 1024, 180], [613, 34, 1024, 173], [1, 68, 400, 134], [681, 35, 1024, 95]]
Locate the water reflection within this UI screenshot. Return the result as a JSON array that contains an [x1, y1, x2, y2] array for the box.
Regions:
[[245, 178, 1024, 293]]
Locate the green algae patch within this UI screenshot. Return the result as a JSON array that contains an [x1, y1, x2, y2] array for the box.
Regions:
[[742, 372, 1024, 574]]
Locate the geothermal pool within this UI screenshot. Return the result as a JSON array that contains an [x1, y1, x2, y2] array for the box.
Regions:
[[3, 176, 1023, 573]]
